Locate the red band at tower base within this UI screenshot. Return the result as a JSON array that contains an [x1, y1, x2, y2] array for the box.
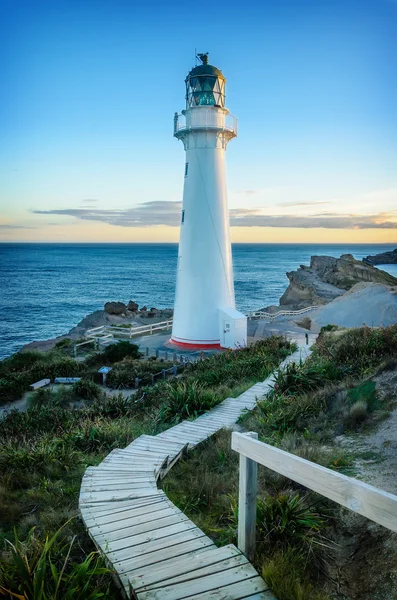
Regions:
[[168, 337, 223, 350]]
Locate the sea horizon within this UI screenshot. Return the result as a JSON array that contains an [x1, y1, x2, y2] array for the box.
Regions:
[[1, 242, 396, 359]]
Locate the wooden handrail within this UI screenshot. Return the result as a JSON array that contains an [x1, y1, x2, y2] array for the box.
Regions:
[[232, 431, 397, 559]]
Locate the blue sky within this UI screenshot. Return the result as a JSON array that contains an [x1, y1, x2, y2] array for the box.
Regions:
[[1, 0, 396, 242]]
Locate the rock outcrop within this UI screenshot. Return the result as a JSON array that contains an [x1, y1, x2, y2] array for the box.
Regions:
[[127, 300, 139, 312], [279, 254, 397, 309], [104, 301, 128, 315], [363, 249, 397, 266]]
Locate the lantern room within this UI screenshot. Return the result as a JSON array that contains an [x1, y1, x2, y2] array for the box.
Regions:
[[185, 53, 226, 109]]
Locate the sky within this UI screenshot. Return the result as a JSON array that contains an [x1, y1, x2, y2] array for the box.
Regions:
[[1, 0, 396, 243]]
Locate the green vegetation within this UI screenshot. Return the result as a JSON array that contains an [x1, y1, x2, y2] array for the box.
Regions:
[[0, 523, 111, 600], [164, 325, 397, 600], [0, 336, 292, 597], [106, 358, 175, 389], [94, 340, 140, 363]]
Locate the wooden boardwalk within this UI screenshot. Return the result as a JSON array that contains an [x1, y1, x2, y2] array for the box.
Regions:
[[79, 344, 311, 599]]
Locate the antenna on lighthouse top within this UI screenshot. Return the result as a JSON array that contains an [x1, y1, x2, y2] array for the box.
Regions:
[[197, 52, 209, 65]]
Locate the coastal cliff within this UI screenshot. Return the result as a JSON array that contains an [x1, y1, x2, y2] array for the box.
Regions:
[[363, 248, 397, 266], [279, 254, 397, 309]]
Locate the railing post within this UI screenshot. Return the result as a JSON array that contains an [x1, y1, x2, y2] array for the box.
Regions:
[[238, 431, 258, 561]]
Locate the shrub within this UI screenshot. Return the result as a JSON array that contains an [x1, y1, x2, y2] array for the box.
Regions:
[[159, 380, 220, 421], [272, 360, 340, 397], [107, 359, 175, 389], [255, 391, 325, 436], [55, 338, 72, 348], [319, 324, 339, 334], [256, 492, 326, 555], [0, 373, 30, 405], [28, 386, 76, 410], [345, 400, 368, 430], [0, 350, 44, 374], [347, 381, 377, 411], [72, 379, 103, 401], [102, 341, 140, 363]]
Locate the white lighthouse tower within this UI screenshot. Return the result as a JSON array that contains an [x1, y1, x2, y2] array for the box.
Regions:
[[171, 53, 247, 349]]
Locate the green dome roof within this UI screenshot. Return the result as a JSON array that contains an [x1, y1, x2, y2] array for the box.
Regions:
[[186, 63, 226, 81]]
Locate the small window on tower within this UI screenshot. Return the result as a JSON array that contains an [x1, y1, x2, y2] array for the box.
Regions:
[[184, 163, 189, 177], [181, 210, 185, 224]]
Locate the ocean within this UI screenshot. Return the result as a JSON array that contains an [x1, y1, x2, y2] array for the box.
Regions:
[[0, 243, 396, 359]]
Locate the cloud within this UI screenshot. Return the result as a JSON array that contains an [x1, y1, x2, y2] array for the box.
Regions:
[[277, 201, 330, 207], [229, 209, 397, 229], [234, 189, 258, 195], [0, 224, 36, 229], [30, 202, 397, 230], [80, 199, 98, 205], [32, 201, 182, 227]]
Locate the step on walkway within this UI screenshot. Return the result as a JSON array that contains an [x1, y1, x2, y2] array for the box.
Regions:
[[79, 344, 312, 599]]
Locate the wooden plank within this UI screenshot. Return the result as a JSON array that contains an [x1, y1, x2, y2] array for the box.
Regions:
[[176, 577, 269, 600], [83, 500, 174, 528], [232, 431, 397, 533], [101, 455, 163, 465], [128, 544, 239, 591], [138, 435, 187, 449], [83, 475, 156, 484], [238, 432, 258, 560], [89, 506, 181, 534], [108, 528, 208, 563], [94, 513, 190, 545], [80, 489, 160, 503], [157, 435, 193, 446], [81, 496, 167, 518], [81, 481, 157, 493], [140, 553, 249, 592], [137, 562, 261, 600], [103, 520, 200, 554], [117, 537, 216, 579], [93, 466, 157, 474]]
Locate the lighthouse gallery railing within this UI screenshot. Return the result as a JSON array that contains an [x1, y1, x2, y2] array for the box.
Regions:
[[174, 112, 237, 136]]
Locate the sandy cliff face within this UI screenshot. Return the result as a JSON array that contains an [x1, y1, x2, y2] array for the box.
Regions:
[[279, 254, 397, 309]]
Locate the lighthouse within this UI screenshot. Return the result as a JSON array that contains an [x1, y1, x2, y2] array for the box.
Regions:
[[171, 53, 247, 349]]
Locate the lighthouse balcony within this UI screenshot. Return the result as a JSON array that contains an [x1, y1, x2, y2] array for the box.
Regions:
[[174, 111, 237, 138]]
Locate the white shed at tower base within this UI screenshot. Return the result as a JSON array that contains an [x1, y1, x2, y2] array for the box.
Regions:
[[219, 307, 247, 349]]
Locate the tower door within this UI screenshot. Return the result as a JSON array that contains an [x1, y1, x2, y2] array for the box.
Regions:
[[222, 319, 233, 348]]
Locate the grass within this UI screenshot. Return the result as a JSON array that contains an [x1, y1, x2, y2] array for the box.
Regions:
[[0, 523, 112, 600], [262, 550, 329, 600], [0, 336, 293, 597]]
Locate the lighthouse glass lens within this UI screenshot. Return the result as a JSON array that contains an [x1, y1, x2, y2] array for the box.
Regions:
[[187, 75, 225, 108]]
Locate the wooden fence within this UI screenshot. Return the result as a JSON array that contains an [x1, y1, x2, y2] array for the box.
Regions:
[[232, 431, 397, 560]]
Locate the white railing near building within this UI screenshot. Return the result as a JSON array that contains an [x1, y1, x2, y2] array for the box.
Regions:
[[247, 305, 319, 320], [85, 319, 173, 341], [232, 431, 397, 560]]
